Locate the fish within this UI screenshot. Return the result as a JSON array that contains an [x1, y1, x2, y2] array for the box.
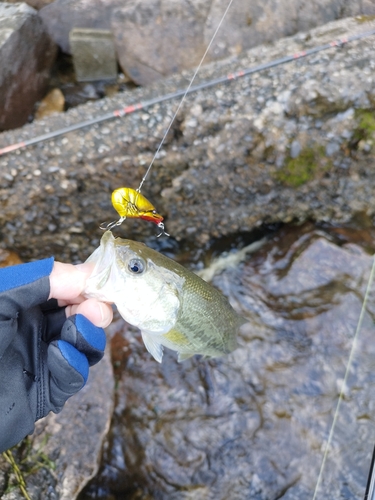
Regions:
[[84, 231, 243, 363]]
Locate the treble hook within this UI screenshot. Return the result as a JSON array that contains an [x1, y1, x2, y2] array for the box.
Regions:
[[156, 221, 170, 238], [99, 217, 126, 231]]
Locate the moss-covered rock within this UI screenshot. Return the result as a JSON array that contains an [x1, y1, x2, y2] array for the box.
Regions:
[[274, 146, 332, 187]]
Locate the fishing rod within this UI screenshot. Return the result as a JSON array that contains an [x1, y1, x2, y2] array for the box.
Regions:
[[0, 26, 375, 158]]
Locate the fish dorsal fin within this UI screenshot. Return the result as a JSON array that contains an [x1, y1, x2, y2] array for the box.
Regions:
[[141, 331, 164, 363]]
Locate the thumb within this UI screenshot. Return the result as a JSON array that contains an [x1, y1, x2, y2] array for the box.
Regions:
[[49, 262, 94, 302]]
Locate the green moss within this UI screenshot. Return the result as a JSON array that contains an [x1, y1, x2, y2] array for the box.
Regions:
[[275, 146, 331, 188], [352, 109, 375, 145], [355, 15, 375, 23]]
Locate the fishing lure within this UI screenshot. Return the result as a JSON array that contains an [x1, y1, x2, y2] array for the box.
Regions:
[[101, 187, 168, 236]]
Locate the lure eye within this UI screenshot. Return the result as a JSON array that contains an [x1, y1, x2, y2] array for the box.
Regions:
[[128, 258, 145, 274]]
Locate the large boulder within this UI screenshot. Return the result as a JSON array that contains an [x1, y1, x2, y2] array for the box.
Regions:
[[0, 17, 375, 262], [0, 2, 57, 131], [38, 0, 375, 85], [112, 0, 375, 85], [39, 0, 123, 54]]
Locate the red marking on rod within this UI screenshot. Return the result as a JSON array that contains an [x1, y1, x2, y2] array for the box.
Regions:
[[237, 70, 245, 77], [120, 103, 144, 114], [124, 105, 136, 113], [228, 73, 235, 79], [341, 37, 348, 44], [0, 142, 26, 155]]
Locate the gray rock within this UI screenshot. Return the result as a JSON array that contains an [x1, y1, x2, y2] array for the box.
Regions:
[[0, 2, 57, 130], [2, 0, 54, 8], [38, 0, 374, 84], [290, 139, 301, 158], [39, 0, 123, 54], [111, 0, 375, 85], [69, 28, 117, 82], [0, 17, 375, 261], [82, 224, 375, 499], [111, 0, 211, 85], [325, 141, 340, 156]]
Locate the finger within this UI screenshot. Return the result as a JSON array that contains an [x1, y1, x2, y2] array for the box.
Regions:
[[60, 314, 106, 366], [64, 298, 113, 328], [47, 340, 89, 411], [49, 262, 95, 302]]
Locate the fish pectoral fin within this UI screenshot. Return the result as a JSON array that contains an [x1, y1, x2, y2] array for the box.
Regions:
[[177, 352, 194, 362], [141, 332, 164, 363]]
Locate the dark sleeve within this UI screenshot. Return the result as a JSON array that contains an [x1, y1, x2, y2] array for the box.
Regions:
[[0, 258, 54, 451]]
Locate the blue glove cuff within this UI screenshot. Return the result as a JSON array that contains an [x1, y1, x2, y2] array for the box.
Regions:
[[0, 257, 54, 293]]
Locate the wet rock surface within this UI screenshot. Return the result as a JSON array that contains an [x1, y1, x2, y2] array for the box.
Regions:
[[0, 17, 375, 263], [79, 222, 375, 499], [0, 2, 57, 131]]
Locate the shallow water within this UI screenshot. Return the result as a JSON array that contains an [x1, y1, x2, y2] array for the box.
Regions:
[[80, 221, 375, 500]]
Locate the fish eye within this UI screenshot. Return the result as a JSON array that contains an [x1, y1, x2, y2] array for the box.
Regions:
[[128, 258, 145, 274]]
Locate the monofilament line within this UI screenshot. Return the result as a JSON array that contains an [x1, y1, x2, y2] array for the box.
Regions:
[[137, 0, 235, 193], [312, 253, 375, 500]]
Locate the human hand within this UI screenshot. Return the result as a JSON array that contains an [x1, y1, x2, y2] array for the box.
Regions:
[[0, 257, 113, 452], [49, 261, 113, 326]]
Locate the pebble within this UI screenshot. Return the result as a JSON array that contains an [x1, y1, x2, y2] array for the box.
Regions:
[[290, 140, 301, 158], [325, 142, 340, 156]]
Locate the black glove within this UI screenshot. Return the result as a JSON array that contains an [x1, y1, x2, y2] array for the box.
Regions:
[[0, 258, 106, 452]]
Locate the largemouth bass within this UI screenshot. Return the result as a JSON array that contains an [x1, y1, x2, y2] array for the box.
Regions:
[[84, 231, 243, 362]]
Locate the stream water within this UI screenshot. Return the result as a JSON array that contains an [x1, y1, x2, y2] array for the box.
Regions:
[[78, 220, 375, 500]]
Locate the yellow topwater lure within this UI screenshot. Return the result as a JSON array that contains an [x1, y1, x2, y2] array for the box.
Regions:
[[101, 187, 168, 236]]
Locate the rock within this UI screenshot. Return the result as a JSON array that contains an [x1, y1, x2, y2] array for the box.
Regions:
[[0, 2, 57, 131], [0, 248, 22, 267], [111, 0, 210, 85], [69, 28, 117, 82], [82, 224, 375, 499], [39, 0, 374, 84], [34, 87, 65, 119], [111, 0, 375, 85], [290, 139, 301, 158], [2, 0, 55, 9], [0, 17, 375, 262], [39, 0, 122, 54]]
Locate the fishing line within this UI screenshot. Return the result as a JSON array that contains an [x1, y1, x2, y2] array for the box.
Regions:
[[137, 0, 235, 193], [97, 0, 235, 234], [312, 253, 375, 500]]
